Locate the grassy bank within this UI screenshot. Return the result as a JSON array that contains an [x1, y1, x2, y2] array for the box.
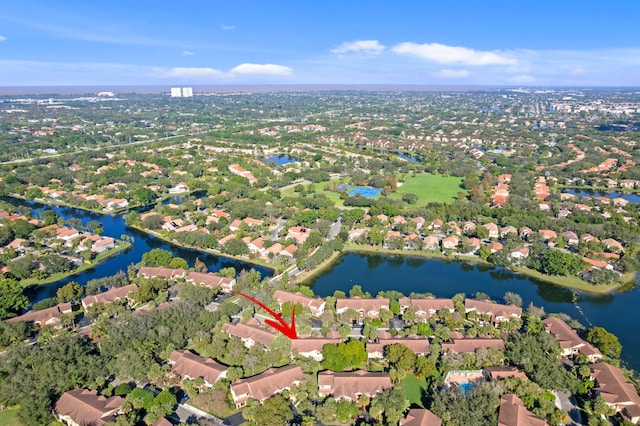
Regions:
[[20, 241, 131, 287], [0, 406, 23, 426], [295, 251, 342, 284], [339, 243, 632, 295]]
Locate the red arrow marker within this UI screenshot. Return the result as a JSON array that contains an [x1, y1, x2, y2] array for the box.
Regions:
[[231, 290, 297, 339]]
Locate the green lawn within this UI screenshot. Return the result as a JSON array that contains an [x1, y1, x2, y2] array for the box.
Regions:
[[391, 173, 464, 204], [281, 177, 350, 207], [0, 406, 23, 426], [401, 374, 429, 408]]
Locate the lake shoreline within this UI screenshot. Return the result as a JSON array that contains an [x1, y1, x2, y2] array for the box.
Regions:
[[335, 243, 631, 295]]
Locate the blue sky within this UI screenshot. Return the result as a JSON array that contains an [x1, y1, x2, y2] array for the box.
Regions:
[[1, 0, 640, 86]]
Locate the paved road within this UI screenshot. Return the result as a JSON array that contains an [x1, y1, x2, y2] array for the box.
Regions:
[[174, 402, 224, 424], [328, 217, 342, 240], [553, 390, 583, 426]]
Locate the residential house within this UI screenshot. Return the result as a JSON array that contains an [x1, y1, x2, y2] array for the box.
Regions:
[[262, 242, 283, 258], [483, 366, 528, 382], [273, 290, 326, 316], [54, 389, 124, 426], [582, 257, 614, 272], [348, 228, 367, 241], [230, 365, 304, 407], [92, 237, 116, 253], [318, 370, 392, 401], [222, 318, 278, 348], [412, 217, 425, 230], [398, 297, 454, 321], [186, 271, 236, 292], [138, 266, 186, 280], [602, 238, 624, 253], [561, 231, 579, 245], [247, 237, 265, 254], [7, 302, 72, 328], [168, 350, 227, 387], [81, 284, 138, 309], [465, 299, 522, 324], [509, 247, 529, 260], [423, 235, 440, 250], [335, 297, 390, 321], [487, 241, 504, 253], [399, 409, 442, 426], [465, 238, 481, 253], [539, 229, 557, 240], [500, 226, 518, 238], [498, 394, 548, 426], [483, 223, 500, 239], [590, 362, 640, 423], [543, 317, 602, 361], [287, 226, 311, 244], [291, 337, 342, 361], [442, 336, 505, 354], [441, 235, 459, 250]]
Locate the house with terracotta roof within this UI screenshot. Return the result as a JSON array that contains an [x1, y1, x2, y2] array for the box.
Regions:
[[138, 266, 186, 280], [168, 349, 227, 387], [186, 271, 236, 292], [222, 318, 278, 348], [92, 237, 116, 253], [318, 370, 391, 401], [81, 284, 138, 309], [230, 364, 304, 407], [582, 257, 614, 272], [483, 223, 500, 239], [273, 290, 326, 316], [509, 247, 529, 260], [54, 388, 124, 426], [287, 226, 311, 243], [7, 302, 72, 328], [602, 238, 624, 253], [398, 297, 454, 321], [423, 235, 440, 250], [335, 297, 390, 321], [590, 362, 640, 423], [538, 229, 557, 240], [441, 235, 459, 250], [543, 317, 602, 361], [247, 237, 265, 254], [489, 240, 505, 252], [441, 336, 505, 354], [483, 366, 528, 381], [498, 394, 548, 426], [561, 231, 579, 245], [500, 226, 518, 238], [400, 408, 442, 426], [465, 299, 522, 324]]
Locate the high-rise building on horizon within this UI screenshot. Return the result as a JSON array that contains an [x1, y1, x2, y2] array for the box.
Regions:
[[170, 87, 193, 98]]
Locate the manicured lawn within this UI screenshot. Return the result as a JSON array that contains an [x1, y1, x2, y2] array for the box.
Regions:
[[0, 406, 24, 426], [401, 374, 428, 408], [391, 173, 464, 204], [281, 177, 350, 207]]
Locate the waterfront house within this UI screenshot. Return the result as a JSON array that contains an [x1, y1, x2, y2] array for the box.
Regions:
[[81, 284, 138, 309], [543, 317, 602, 361], [335, 297, 390, 321], [465, 299, 522, 324], [273, 290, 326, 316], [590, 362, 640, 423], [398, 297, 454, 321]]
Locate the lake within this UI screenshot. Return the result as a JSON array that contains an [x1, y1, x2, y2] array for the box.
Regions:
[[263, 155, 298, 166], [307, 252, 640, 371], [562, 189, 640, 204]]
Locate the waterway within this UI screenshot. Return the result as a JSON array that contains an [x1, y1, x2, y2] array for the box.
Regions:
[[7, 198, 640, 371], [5, 198, 272, 303], [307, 252, 640, 371], [263, 155, 298, 166], [562, 189, 640, 204]]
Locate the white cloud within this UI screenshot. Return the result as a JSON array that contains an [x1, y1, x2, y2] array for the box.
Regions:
[[182, 51, 195, 56], [331, 40, 385, 55], [392, 42, 516, 65], [230, 63, 292, 76], [432, 69, 470, 79], [221, 24, 236, 31], [163, 67, 223, 78], [0, 35, 6, 42], [509, 74, 536, 83]]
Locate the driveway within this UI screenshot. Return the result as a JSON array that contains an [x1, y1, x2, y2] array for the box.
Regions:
[[553, 390, 583, 426]]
